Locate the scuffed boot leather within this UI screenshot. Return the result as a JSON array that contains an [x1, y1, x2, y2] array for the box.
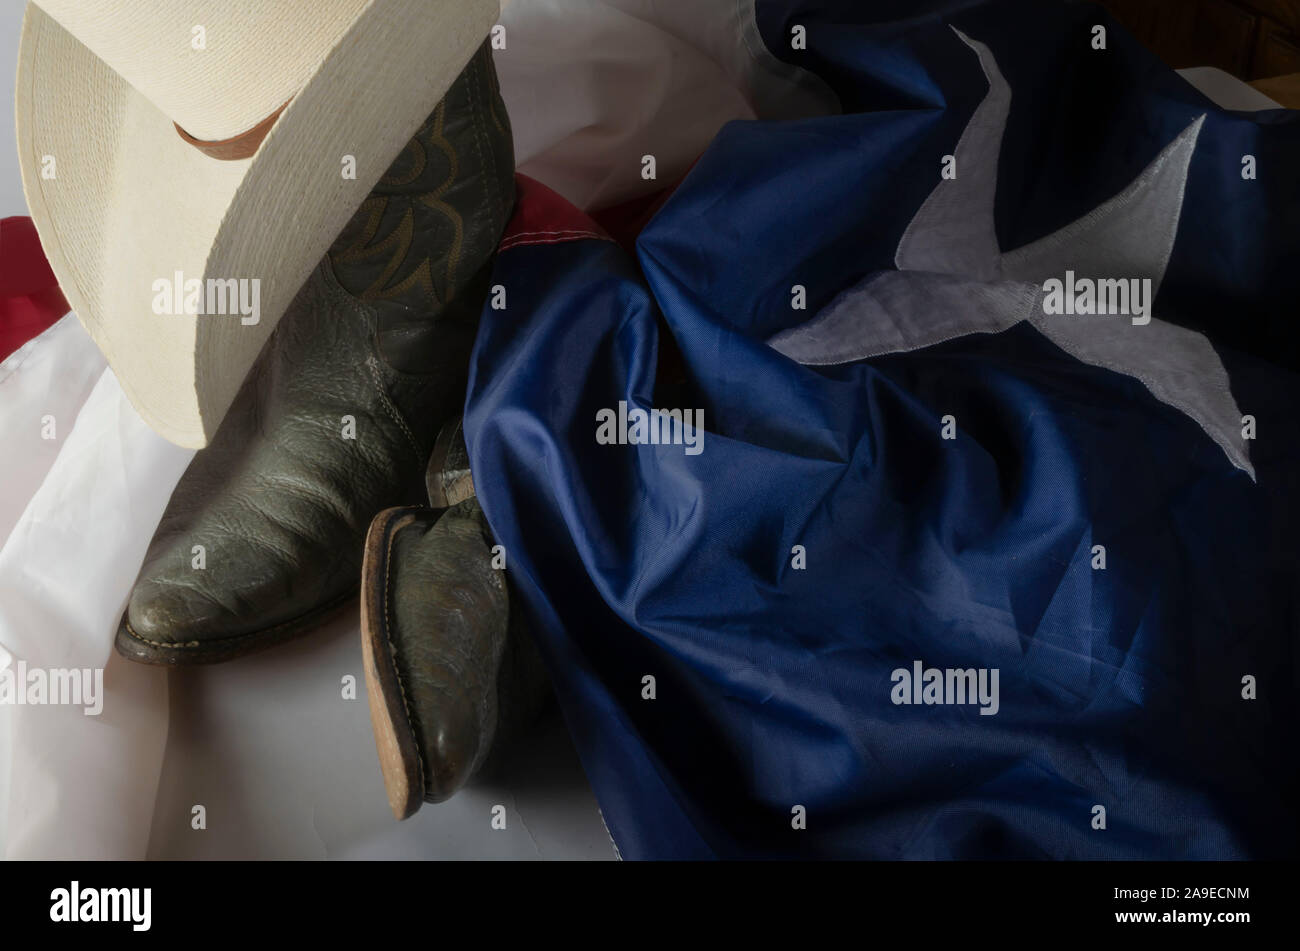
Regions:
[[361, 424, 549, 818], [116, 44, 514, 665]]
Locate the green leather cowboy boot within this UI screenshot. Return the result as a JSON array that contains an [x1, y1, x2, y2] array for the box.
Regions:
[[361, 421, 550, 817], [116, 44, 515, 665]]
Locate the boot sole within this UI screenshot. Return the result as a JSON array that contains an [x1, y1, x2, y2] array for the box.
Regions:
[[114, 588, 358, 666], [359, 505, 429, 821]]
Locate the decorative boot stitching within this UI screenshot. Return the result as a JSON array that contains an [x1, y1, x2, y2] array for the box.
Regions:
[[365, 356, 425, 464], [330, 95, 464, 312], [466, 50, 497, 248], [420, 96, 465, 293]]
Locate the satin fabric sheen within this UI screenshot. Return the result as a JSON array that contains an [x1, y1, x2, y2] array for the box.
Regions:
[[465, 0, 1300, 858]]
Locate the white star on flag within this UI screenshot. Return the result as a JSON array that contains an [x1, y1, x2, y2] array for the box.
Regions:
[[771, 28, 1252, 476]]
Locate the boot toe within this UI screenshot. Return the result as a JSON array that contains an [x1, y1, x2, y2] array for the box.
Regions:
[[120, 571, 268, 665], [361, 501, 511, 811], [120, 521, 357, 664]]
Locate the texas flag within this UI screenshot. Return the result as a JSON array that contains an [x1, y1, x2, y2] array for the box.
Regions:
[[465, 0, 1300, 859]]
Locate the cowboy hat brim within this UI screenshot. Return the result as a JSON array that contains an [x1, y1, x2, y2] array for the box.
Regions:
[[16, 0, 499, 448]]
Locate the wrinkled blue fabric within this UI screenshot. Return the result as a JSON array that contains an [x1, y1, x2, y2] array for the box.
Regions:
[[464, 0, 1300, 859]]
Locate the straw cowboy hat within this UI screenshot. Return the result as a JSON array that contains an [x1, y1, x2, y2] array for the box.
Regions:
[[16, 0, 500, 447]]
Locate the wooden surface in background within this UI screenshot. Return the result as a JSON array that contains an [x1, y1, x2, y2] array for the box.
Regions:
[[1251, 70, 1300, 104], [1100, 0, 1300, 79]]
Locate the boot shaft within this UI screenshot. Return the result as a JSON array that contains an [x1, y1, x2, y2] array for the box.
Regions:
[[328, 43, 516, 375]]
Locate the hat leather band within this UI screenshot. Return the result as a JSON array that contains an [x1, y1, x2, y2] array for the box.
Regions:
[[174, 99, 292, 160]]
